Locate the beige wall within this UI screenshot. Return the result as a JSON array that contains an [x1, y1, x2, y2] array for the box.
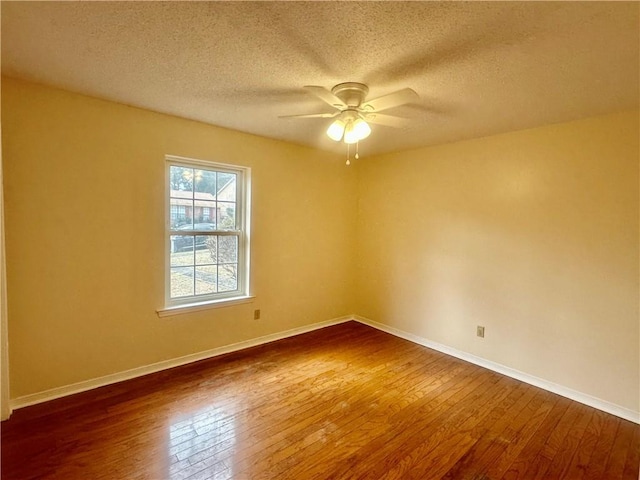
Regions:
[[355, 111, 639, 412], [2, 78, 357, 398]]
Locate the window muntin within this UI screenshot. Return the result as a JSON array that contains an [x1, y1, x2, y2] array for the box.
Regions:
[[166, 156, 249, 306]]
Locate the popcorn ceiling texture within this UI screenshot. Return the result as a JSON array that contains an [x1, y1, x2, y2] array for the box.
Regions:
[[1, 1, 638, 156]]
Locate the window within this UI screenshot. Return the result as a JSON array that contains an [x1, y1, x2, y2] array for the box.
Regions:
[[165, 155, 250, 308]]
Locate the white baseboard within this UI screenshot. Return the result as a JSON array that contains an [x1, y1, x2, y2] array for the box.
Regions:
[[353, 315, 640, 424], [10, 315, 353, 411], [10, 314, 639, 425]]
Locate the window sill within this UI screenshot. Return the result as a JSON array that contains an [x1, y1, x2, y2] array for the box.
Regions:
[[157, 295, 255, 318]]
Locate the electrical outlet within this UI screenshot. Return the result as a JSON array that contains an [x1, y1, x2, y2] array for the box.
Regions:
[[254, 309, 261, 320], [477, 326, 485, 338]]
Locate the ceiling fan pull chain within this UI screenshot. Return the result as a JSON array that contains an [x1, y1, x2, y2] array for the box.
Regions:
[[355, 141, 360, 160], [346, 143, 351, 165]]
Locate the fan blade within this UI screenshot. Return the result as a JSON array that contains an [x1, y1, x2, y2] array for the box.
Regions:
[[279, 112, 339, 119], [361, 88, 419, 112], [362, 113, 410, 128], [304, 86, 347, 109]]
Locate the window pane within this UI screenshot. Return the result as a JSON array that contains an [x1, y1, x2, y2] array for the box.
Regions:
[[170, 236, 194, 266], [195, 236, 217, 265], [194, 200, 216, 228], [218, 264, 238, 292], [169, 166, 195, 193], [170, 199, 192, 229], [205, 235, 217, 264], [171, 267, 194, 298], [194, 169, 217, 197], [218, 236, 238, 263], [217, 173, 236, 201], [195, 266, 218, 295], [217, 202, 236, 229]]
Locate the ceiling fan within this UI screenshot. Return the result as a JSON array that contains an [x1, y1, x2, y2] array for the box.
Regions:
[[280, 82, 419, 144]]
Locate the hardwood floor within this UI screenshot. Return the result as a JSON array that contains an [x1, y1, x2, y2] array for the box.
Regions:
[[1, 321, 638, 479]]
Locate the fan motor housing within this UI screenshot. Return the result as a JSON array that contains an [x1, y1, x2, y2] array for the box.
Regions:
[[331, 82, 369, 107]]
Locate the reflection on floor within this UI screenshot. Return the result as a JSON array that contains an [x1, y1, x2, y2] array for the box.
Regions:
[[169, 405, 236, 479]]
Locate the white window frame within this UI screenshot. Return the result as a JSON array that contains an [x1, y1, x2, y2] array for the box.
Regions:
[[161, 155, 251, 314]]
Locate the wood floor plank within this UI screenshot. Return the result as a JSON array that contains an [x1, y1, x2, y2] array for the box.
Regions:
[[563, 409, 609, 480], [380, 376, 522, 480], [582, 413, 621, 480], [496, 397, 572, 479], [264, 359, 491, 479], [542, 405, 594, 479], [481, 391, 560, 479], [622, 424, 640, 480], [604, 418, 638, 479], [508, 400, 582, 479], [181, 342, 447, 478], [1, 321, 638, 480], [314, 368, 502, 480], [439, 385, 546, 479]]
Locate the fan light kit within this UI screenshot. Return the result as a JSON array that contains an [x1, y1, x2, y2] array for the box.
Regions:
[[280, 82, 418, 164], [326, 110, 371, 143]]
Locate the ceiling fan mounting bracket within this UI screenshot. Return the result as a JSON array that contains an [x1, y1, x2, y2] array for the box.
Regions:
[[331, 82, 369, 108]]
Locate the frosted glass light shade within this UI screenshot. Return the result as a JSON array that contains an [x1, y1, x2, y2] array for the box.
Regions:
[[343, 118, 371, 144], [327, 111, 371, 144], [352, 118, 371, 140], [326, 120, 346, 141]]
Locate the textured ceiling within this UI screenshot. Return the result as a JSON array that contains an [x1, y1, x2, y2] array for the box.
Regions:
[[2, 1, 639, 156]]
